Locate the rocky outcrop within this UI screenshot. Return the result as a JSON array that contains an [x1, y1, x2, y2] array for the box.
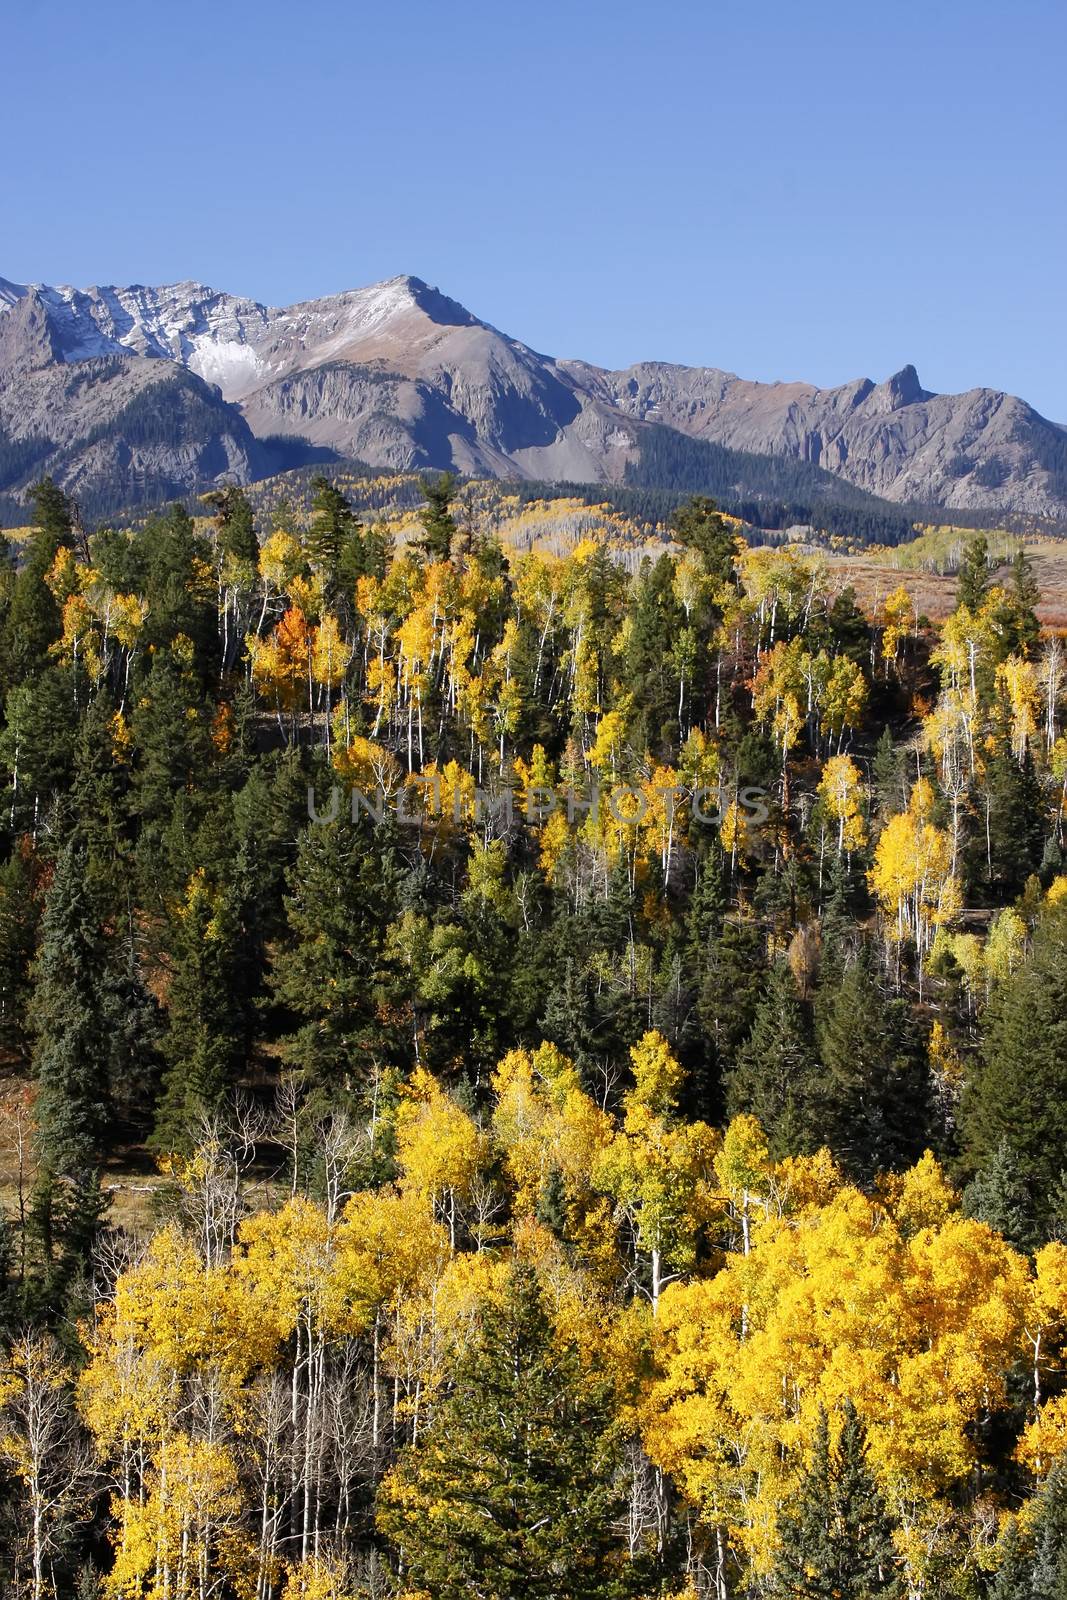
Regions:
[[1, 269, 1064, 522]]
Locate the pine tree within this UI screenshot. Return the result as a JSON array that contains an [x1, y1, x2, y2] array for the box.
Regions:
[[0, 843, 42, 1065], [956, 534, 990, 612], [151, 870, 245, 1154], [415, 471, 458, 562], [670, 495, 736, 583], [963, 903, 1067, 1233], [814, 956, 932, 1183], [270, 814, 403, 1105], [1002, 545, 1042, 660], [27, 841, 113, 1276], [992, 1460, 1067, 1600], [773, 1404, 901, 1600], [204, 484, 258, 563], [377, 1264, 633, 1600], [981, 744, 1046, 897], [963, 1138, 1040, 1255], [728, 962, 821, 1157]]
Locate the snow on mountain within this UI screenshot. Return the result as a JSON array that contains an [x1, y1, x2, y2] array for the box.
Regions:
[[0, 277, 26, 312], [2, 267, 1066, 521], [0, 273, 476, 400]]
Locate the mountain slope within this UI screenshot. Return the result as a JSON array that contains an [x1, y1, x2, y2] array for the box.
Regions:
[[0, 285, 266, 516], [575, 359, 1067, 517], [1, 269, 1064, 526]]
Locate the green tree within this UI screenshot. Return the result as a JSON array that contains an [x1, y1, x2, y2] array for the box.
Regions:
[[415, 471, 458, 562], [963, 1138, 1040, 1255], [0, 479, 75, 687], [992, 1460, 1067, 1600], [377, 1264, 633, 1600], [1001, 544, 1042, 659], [773, 1403, 901, 1600], [814, 956, 932, 1183], [980, 745, 1046, 897], [151, 870, 246, 1154], [963, 902, 1067, 1233], [271, 814, 403, 1104], [204, 484, 258, 563], [0, 843, 42, 1065], [670, 495, 736, 583], [727, 962, 821, 1157], [956, 534, 990, 612], [27, 841, 112, 1279]]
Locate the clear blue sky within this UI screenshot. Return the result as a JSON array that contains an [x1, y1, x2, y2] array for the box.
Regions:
[[5, 0, 1065, 417]]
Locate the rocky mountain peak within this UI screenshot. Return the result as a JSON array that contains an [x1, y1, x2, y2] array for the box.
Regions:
[[870, 364, 931, 412], [0, 276, 27, 312]]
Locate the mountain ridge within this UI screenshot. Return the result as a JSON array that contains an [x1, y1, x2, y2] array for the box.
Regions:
[[2, 270, 1065, 528]]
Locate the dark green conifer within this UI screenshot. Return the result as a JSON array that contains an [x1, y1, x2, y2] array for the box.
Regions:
[[773, 1404, 901, 1600], [377, 1264, 632, 1600]]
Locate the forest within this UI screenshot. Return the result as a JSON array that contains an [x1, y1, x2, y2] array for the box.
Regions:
[[0, 471, 1064, 1599]]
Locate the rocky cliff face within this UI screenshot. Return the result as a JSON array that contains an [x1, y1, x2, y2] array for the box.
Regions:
[[578, 359, 1067, 517], [0, 286, 265, 516], [1, 269, 1064, 522]]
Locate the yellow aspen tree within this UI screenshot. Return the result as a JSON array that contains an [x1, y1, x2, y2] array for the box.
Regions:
[[592, 1031, 719, 1312], [817, 754, 867, 854]]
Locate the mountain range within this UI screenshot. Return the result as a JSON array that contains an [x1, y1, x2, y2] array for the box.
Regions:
[[2, 271, 1065, 530]]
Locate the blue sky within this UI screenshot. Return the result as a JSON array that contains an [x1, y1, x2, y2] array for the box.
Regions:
[[4, 0, 1065, 417]]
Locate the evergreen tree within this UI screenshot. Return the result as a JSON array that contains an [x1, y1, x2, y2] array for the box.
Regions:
[[963, 903, 1067, 1233], [696, 917, 764, 1096], [0, 667, 79, 831], [377, 1264, 634, 1600], [0, 843, 42, 1065], [773, 1403, 901, 1600], [992, 1460, 1067, 1600], [963, 1138, 1040, 1255], [670, 495, 736, 583], [814, 956, 932, 1183], [872, 725, 908, 820], [416, 471, 458, 562], [980, 745, 1046, 897], [204, 484, 258, 563], [728, 962, 821, 1156], [622, 553, 684, 756], [956, 534, 990, 612], [0, 481, 75, 687], [27, 841, 113, 1276], [270, 814, 403, 1105], [305, 473, 388, 596], [151, 870, 246, 1154], [1001, 545, 1042, 659]]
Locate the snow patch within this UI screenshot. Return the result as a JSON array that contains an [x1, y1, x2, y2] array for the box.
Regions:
[[0, 276, 26, 313], [186, 335, 266, 397]]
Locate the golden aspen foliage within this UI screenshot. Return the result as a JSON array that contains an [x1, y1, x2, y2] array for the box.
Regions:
[[818, 753, 867, 852]]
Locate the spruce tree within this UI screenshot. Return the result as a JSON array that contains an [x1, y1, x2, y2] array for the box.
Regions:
[[415, 471, 458, 562], [377, 1264, 633, 1600], [728, 962, 821, 1157], [814, 956, 931, 1183], [981, 745, 1046, 897], [151, 870, 245, 1154], [774, 1404, 901, 1600], [271, 814, 403, 1105], [963, 1138, 1040, 1254], [670, 495, 736, 583], [1002, 544, 1042, 659], [204, 484, 258, 563], [956, 534, 990, 612], [0, 844, 42, 1065], [27, 840, 113, 1276], [992, 1460, 1067, 1600], [963, 903, 1067, 1234]]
